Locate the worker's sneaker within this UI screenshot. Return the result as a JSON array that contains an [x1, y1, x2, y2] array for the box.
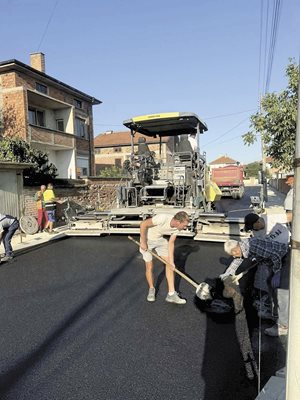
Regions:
[[1, 255, 13, 262], [147, 288, 156, 302], [165, 292, 186, 305], [264, 324, 288, 337]]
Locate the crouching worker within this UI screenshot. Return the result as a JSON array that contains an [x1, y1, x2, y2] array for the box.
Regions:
[[242, 213, 290, 320], [0, 213, 20, 262], [139, 211, 189, 304], [222, 238, 289, 321]]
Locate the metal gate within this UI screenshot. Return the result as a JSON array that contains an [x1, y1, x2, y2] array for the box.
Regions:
[[0, 170, 23, 218]]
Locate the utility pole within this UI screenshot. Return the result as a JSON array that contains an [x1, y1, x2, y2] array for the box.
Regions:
[[259, 95, 268, 208], [285, 68, 300, 399]]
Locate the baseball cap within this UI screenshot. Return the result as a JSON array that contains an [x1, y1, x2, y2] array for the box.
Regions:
[[244, 213, 260, 232]]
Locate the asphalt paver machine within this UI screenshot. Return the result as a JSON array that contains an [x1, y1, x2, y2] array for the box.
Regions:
[[65, 112, 244, 241]]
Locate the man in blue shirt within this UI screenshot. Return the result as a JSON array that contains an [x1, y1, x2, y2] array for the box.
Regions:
[[0, 214, 19, 262]]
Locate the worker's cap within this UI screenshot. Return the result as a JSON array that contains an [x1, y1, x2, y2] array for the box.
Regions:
[[244, 213, 260, 232], [286, 175, 294, 185]]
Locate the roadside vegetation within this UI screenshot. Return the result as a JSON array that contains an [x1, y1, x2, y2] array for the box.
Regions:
[[244, 161, 271, 179], [0, 137, 58, 184], [97, 165, 123, 178], [243, 60, 299, 171]]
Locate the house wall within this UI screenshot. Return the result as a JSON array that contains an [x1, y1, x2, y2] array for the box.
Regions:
[[0, 72, 28, 139], [23, 179, 122, 221], [95, 142, 168, 171], [0, 69, 96, 178]]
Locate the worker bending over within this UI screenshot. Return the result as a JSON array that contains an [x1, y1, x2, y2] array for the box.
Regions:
[[140, 211, 189, 304]]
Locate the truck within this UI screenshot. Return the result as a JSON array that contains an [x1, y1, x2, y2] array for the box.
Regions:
[[211, 165, 244, 199]]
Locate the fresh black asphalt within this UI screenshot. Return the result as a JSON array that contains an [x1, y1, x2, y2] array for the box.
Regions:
[[0, 235, 286, 400]]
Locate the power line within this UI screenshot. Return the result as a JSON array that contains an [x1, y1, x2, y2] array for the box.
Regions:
[[93, 109, 257, 129], [202, 117, 250, 148], [94, 123, 124, 127], [265, 0, 282, 93], [37, 0, 59, 52], [204, 108, 256, 120]]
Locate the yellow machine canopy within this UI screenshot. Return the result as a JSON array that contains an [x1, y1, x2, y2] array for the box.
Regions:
[[123, 112, 208, 137]]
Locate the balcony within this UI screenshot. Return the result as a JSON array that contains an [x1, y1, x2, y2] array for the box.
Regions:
[[27, 89, 75, 150]]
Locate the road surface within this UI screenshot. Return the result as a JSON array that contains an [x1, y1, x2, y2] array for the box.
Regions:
[[0, 232, 286, 400]]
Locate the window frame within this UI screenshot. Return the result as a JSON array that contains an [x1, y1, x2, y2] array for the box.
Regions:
[[74, 99, 83, 109], [28, 107, 45, 127], [36, 82, 48, 94], [56, 119, 65, 132], [75, 117, 88, 139]]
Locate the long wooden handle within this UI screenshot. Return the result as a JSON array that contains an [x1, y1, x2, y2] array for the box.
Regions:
[[128, 235, 198, 289]]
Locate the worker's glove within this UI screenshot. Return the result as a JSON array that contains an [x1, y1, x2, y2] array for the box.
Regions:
[[219, 273, 230, 281], [271, 271, 281, 289], [196, 282, 212, 300]]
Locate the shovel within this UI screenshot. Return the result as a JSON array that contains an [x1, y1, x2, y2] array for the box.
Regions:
[[128, 235, 212, 300]]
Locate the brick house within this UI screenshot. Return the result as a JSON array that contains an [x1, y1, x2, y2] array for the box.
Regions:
[[0, 53, 101, 178], [209, 155, 239, 169], [94, 130, 172, 174]]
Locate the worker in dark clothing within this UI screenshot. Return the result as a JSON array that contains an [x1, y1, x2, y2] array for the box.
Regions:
[[0, 213, 19, 262]]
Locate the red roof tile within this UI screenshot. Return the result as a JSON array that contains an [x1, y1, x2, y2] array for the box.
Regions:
[[210, 155, 237, 165], [94, 131, 169, 148]]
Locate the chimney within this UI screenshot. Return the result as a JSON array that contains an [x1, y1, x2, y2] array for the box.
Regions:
[[30, 52, 45, 73]]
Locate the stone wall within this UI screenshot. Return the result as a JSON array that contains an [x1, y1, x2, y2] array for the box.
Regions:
[[23, 178, 122, 221]]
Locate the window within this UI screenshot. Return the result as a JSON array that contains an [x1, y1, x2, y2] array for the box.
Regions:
[[115, 158, 122, 168], [95, 148, 101, 154], [56, 119, 64, 132], [28, 108, 45, 127], [36, 82, 48, 94], [74, 99, 82, 109], [75, 117, 87, 138], [114, 147, 122, 152], [82, 167, 88, 176]]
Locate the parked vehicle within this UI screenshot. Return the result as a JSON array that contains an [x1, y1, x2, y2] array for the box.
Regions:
[[211, 165, 244, 199]]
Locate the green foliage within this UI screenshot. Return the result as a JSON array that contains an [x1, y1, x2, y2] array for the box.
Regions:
[[0, 137, 58, 184], [244, 162, 262, 178], [98, 165, 123, 178], [243, 60, 299, 171], [244, 161, 271, 179]]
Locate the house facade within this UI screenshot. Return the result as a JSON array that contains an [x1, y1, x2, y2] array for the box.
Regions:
[[94, 130, 172, 174], [0, 53, 101, 178], [209, 155, 239, 169]]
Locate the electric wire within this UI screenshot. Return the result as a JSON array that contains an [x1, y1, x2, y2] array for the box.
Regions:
[[93, 108, 257, 129], [262, 0, 270, 95], [202, 117, 250, 148], [37, 0, 60, 52], [258, 0, 264, 102], [204, 109, 256, 120], [265, 0, 282, 93]]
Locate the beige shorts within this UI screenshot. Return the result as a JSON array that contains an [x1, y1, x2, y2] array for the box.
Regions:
[[139, 238, 168, 262]]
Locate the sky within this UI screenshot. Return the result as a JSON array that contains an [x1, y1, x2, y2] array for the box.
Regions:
[[1, 0, 299, 164]]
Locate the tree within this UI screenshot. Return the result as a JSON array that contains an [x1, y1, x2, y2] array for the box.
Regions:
[[243, 60, 299, 171], [97, 165, 123, 178], [0, 137, 58, 184], [244, 161, 271, 179]]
